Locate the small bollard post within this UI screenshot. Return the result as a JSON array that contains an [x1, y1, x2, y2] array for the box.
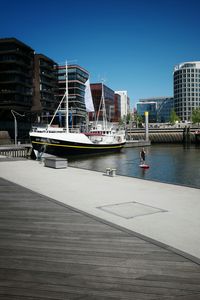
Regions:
[[106, 168, 111, 176], [110, 169, 116, 177]]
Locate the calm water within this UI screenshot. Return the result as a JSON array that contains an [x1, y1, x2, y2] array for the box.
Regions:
[[68, 144, 200, 189]]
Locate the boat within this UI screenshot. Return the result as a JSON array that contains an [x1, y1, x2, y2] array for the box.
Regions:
[[29, 64, 126, 158]]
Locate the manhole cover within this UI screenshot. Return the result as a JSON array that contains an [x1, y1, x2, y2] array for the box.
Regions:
[[97, 201, 166, 219]]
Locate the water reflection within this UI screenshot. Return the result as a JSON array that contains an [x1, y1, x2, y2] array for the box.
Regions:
[[68, 145, 200, 188]]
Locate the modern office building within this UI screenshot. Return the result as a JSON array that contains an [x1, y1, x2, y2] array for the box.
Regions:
[[137, 97, 174, 123], [90, 83, 115, 122], [32, 54, 59, 124], [0, 37, 34, 139], [113, 93, 121, 122], [0, 37, 61, 140], [157, 97, 174, 122], [115, 90, 129, 118], [137, 100, 157, 123], [57, 65, 89, 128], [174, 61, 200, 121]]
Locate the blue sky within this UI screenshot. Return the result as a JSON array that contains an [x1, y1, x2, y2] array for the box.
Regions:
[[1, 0, 200, 108]]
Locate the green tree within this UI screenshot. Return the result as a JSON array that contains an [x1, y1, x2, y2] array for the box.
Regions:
[[169, 109, 180, 125], [118, 115, 126, 126], [191, 108, 200, 126], [126, 112, 134, 124], [134, 113, 143, 128]]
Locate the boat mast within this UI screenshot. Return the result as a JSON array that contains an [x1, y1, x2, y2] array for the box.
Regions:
[[48, 91, 67, 127], [65, 61, 69, 133], [102, 82, 107, 130], [95, 81, 107, 130]]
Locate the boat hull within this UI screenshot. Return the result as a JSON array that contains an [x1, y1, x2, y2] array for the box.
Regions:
[[30, 135, 125, 157]]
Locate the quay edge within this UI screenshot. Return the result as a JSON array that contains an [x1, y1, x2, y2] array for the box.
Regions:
[[126, 127, 199, 143], [124, 140, 151, 148]]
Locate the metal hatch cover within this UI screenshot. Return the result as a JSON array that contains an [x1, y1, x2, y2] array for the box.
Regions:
[[97, 201, 167, 219]]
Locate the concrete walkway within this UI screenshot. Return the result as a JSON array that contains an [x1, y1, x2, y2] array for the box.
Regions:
[[0, 158, 200, 260]]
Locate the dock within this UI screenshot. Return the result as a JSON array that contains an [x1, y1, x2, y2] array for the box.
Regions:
[[0, 159, 200, 299]]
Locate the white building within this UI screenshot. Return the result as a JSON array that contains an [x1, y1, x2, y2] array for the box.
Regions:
[[174, 61, 200, 121], [115, 90, 129, 118]]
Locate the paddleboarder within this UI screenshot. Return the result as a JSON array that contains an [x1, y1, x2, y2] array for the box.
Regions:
[[140, 148, 146, 164]]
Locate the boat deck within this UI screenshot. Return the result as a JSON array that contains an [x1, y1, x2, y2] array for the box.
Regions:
[[0, 177, 200, 299]]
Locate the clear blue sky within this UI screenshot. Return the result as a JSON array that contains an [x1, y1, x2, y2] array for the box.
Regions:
[[1, 0, 200, 108]]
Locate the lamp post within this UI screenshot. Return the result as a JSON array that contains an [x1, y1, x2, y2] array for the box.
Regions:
[[11, 110, 25, 146]]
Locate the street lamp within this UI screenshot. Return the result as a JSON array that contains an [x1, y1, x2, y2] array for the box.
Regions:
[[11, 110, 25, 146]]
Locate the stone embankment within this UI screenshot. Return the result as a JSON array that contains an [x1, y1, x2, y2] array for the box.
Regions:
[[127, 128, 197, 143]]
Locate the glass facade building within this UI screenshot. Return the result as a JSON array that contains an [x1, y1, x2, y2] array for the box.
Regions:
[[57, 65, 89, 128], [137, 101, 157, 122], [0, 38, 91, 138], [0, 38, 34, 117], [174, 61, 200, 121], [32, 54, 59, 124], [137, 97, 174, 123], [0, 38, 34, 139], [156, 97, 174, 122], [90, 83, 115, 122], [113, 93, 121, 122]]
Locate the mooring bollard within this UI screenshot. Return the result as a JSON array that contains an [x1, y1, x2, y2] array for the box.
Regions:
[[106, 168, 111, 176], [105, 168, 116, 177], [110, 169, 116, 177]]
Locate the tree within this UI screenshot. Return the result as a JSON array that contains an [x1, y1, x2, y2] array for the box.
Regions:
[[169, 109, 180, 125], [118, 115, 126, 126], [126, 113, 131, 124], [191, 108, 200, 126], [134, 113, 143, 128]]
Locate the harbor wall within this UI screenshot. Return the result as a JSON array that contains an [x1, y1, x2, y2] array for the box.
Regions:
[[127, 128, 196, 143]]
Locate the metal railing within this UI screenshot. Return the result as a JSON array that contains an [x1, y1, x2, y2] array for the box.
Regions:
[[0, 144, 32, 158]]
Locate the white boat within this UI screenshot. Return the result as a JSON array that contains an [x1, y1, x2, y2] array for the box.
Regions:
[[29, 64, 126, 158]]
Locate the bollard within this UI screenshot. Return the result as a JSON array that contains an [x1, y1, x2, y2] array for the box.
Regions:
[[106, 168, 111, 176], [110, 169, 116, 177]]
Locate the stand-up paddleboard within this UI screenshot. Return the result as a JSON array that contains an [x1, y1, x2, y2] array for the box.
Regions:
[[139, 164, 150, 169]]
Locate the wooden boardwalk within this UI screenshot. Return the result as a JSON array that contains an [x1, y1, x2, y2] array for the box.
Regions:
[[0, 177, 200, 300]]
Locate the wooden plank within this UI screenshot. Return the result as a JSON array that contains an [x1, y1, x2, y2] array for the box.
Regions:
[[0, 177, 200, 299]]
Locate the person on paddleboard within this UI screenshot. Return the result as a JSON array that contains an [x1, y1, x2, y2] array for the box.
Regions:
[[140, 148, 146, 164]]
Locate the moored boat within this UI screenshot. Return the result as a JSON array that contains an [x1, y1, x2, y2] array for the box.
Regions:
[[29, 63, 126, 158], [30, 125, 126, 157]]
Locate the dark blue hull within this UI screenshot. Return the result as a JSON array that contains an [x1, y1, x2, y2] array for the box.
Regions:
[[30, 136, 125, 157]]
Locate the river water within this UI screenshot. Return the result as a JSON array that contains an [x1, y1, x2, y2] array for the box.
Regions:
[[68, 144, 200, 189]]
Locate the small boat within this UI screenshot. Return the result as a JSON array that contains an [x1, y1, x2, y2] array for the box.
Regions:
[[29, 64, 126, 158]]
